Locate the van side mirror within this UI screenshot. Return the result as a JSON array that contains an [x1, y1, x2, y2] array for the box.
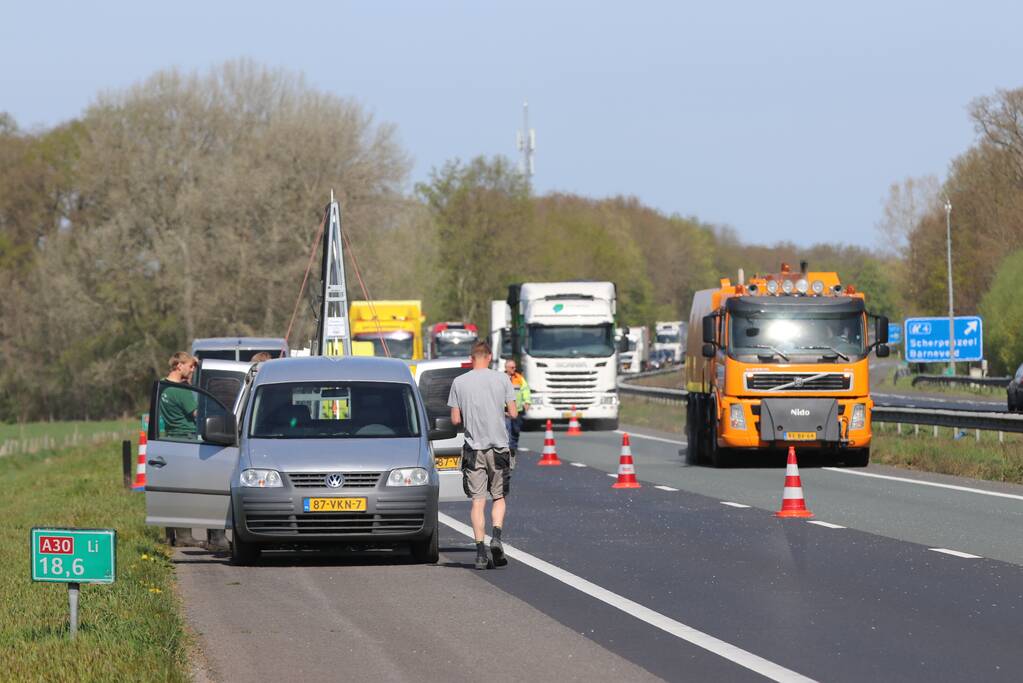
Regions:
[[875, 344, 891, 358], [203, 414, 237, 446], [702, 315, 716, 344], [702, 343, 716, 358], [429, 416, 459, 441], [876, 316, 890, 344]]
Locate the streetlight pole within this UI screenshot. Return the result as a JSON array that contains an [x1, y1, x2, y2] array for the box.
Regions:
[[944, 197, 955, 375]]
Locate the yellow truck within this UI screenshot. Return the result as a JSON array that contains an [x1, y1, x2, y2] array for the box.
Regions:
[[349, 301, 425, 360], [685, 263, 889, 467]]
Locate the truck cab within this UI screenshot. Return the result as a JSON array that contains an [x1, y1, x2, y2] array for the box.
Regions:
[[617, 326, 649, 374]]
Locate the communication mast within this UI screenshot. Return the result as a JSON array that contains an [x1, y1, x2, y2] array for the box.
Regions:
[[516, 100, 535, 186], [316, 191, 352, 357]]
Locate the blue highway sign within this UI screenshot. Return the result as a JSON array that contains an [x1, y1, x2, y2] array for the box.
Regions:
[[904, 316, 983, 362], [888, 323, 902, 345]]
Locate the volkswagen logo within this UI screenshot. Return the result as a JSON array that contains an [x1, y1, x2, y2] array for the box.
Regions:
[[324, 473, 345, 488]]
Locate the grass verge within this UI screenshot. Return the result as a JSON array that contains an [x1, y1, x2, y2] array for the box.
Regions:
[[620, 396, 1023, 484], [0, 439, 188, 682], [1, 419, 137, 458]]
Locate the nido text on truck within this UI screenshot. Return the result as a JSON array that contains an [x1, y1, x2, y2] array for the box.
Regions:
[[685, 263, 889, 467], [507, 282, 624, 430]]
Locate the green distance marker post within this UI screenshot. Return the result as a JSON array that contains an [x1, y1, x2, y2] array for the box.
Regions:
[[31, 528, 116, 639]]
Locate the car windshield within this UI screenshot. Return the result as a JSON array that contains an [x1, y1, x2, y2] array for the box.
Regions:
[[354, 334, 415, 360], [729, 312, 865, 361], [434, 336, 474, 357], [656, 332, 680, 344], [527, 324, 614, 358], [249, 381, 420, 439]]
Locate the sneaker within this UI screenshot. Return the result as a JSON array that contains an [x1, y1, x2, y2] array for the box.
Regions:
[[475, 548, 489, 570], [490, 538, 508, 567]]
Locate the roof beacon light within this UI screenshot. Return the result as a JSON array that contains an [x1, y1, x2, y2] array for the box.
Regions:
[[811, 280, 825, 295], [781, 279, 795, 294], [796, 278, 809, 294], [832, 284, 843, 294], [766, 279, 779, 295], [748, 283, 759, 294]]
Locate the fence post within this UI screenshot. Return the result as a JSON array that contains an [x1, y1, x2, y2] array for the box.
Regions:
[[897, 423, 902, 435], [121, 440, 132, 489], [933, 425, 939, 438], [999, 431, 1004, 444]]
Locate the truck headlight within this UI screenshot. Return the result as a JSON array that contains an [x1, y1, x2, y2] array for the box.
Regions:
[[531, 394, 543, 406], [601, 395, 618, 405], [239, 469, 282, 488], [729, 404, 747, 430], [850, 404, 866, 430], [387, 468, 429, 487]]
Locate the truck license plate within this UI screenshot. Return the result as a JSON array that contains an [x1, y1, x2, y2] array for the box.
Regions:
[[303, 497, 367, 512], [784, 432, 817, 441]]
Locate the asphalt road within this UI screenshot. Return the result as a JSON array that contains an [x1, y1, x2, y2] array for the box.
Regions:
[[175, 424, 1023, 682]]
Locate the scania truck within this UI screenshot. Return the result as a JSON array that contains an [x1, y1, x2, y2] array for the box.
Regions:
[[507, 282, 621, 430], [685, 263, 889, 467]]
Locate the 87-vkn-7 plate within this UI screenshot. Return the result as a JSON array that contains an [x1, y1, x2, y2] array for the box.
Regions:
[[303, 497, 367, 512]]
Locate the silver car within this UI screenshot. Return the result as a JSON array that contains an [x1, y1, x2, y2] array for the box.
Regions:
[[145, 356, 454, 565]]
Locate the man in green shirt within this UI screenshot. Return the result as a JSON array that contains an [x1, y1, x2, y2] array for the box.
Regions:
[[161, 352, 198, 438]]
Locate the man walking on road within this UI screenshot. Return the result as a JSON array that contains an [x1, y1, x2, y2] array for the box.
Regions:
[[448, 341, 518, 570], [504, 359, 530, 457]]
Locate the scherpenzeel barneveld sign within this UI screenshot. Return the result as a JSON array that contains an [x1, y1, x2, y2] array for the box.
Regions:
[[904, 316, 983, 363], [31, 528, 116, 584]]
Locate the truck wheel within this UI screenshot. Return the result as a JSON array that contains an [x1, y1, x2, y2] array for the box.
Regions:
[[591, 418, 619, 431], [230, 536, 260, 566], [844, 448, 870, 467], [410, 525, 439, 564], [685, 397, 701, 464]]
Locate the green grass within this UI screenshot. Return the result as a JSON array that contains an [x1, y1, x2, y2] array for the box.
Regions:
[[0, 439, 189, 682], [0, 420, 137, 458], [620, 396, 1023, 484]]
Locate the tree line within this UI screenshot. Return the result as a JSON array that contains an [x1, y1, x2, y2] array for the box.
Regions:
[[7, 60, 986, 422]]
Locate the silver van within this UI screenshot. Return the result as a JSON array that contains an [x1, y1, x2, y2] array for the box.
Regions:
[[144, 356, 455, 565], [191, 337, 289, 362]]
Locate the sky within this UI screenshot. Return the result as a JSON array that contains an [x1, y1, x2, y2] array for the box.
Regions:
[[3, 1, 1022, 248]]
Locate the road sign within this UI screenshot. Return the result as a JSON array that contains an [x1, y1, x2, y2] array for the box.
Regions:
[[31, 528, 116, 584], [904, 316, 983, 362], [888, 323, 902, 345]]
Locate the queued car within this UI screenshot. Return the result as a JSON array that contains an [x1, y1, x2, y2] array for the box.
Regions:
[[410, 358, 472, 502], [144, 356, 455, 565], [1008, 363, 1023, 412]]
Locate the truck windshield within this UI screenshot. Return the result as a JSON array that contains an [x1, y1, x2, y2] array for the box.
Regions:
[[354, 334, 415, 359], [434, 336, 474, 358], [527, 324, 615, 358], [656, 333, 679, 344], [250, 381, 420, 439], [729, 313, 865, 361], [626, 338, 638, 351]]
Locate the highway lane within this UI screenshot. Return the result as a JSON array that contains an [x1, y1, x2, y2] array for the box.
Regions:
[[873, 391, 1007, 413], [520, 427, 1023, 565], [443, 437, 1023, 682]]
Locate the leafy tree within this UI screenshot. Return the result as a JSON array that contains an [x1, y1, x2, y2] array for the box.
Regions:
[[979, 249, 1023, 375]]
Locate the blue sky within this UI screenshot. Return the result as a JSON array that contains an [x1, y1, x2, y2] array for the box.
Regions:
[[3, 1, 1021, 247]]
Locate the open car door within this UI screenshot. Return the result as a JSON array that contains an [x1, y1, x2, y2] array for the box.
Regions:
[[145, 380, 239, 529]]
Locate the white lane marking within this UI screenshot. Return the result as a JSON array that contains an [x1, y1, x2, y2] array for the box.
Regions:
[[807, 521, 846, 529], [606, 473, 618, 478], [655, 485, 679, 492], [438, 513, 816, 683], [720, 501, 751, 509], [614, 429, 685, 445], [570, 462, 587, 468], [929, 548, 982, 559], [822, 467, 1023, 502]]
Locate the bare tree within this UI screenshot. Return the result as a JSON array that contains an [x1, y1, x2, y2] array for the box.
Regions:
[[876, 175, 940, 257]]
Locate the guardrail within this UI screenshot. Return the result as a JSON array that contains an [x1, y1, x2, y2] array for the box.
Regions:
[[617, 376, 1023, 435], [909, 374, 1010, 389]]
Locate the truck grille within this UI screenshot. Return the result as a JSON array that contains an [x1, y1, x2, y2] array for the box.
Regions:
[[745, 373, 851, 392], [285, 472, 382, 488]]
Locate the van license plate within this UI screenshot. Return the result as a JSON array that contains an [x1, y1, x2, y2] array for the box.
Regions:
[[303, 497, 367, 512], [435, 456, 460, 470], [784, 432, 817, 441]]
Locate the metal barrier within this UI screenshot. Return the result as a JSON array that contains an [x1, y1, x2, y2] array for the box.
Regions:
[[910, 374, 1009, 389]]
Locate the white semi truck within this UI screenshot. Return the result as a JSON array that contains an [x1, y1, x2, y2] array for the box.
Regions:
[[507, 282, 622, 430], [617, 326, 649, 374], [653, 321, 685, 364], [489, 300, 512, 370]]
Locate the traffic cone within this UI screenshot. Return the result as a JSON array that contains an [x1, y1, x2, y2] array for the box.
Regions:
[[612, 433, 641, 488], [775, 447, 813, 518], [132, 430, 147, 491], [538, 419, 563, 466], [566, 406, 582, 436]]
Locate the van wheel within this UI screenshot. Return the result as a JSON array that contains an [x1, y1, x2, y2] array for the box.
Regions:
[[411, 525, 439, 564], [844, 448, 870, 467], [230, 536, 260, 565]]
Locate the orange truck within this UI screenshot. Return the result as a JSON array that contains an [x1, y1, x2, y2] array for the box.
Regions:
[[685, 263, 890, 467]]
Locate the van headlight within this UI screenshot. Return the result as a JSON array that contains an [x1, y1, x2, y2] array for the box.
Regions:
[[729, 404, 747, 430], [239, 469, 283, 488], [388, 468, 429, 487], [850, 404, 866, 430]]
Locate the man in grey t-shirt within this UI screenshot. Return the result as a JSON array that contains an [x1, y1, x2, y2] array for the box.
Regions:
[[448, 341, 518, 570]]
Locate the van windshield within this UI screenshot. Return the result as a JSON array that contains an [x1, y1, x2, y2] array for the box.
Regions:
[[250, 381, 420, 439]]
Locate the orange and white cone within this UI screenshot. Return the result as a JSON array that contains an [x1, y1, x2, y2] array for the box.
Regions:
[[566, 406, 582, 436], [612, 433, 641, 489], [775, 446, 812, 518], [538, 419, 563, 466], [132, 430, 147, 491]]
